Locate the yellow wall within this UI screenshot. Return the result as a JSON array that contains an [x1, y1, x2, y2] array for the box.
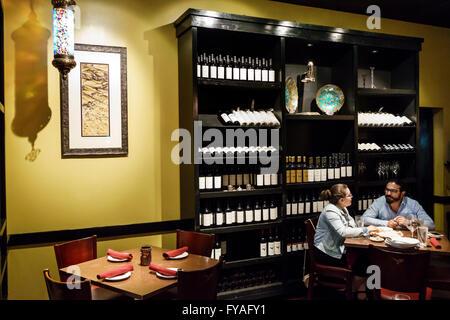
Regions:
[[3, 0, 449, 299]]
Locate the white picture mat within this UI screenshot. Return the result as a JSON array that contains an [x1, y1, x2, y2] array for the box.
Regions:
[[68, 50, 122, 149]]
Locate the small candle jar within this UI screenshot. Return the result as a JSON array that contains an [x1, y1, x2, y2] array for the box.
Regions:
[[140, 245, 152, 266]]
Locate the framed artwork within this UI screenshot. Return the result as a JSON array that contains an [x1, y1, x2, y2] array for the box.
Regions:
[[60, 43, 128, 157]]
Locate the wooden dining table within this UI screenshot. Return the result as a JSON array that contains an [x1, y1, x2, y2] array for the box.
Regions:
[[344, 231, 450, 255], [60, 246, 219, 300]]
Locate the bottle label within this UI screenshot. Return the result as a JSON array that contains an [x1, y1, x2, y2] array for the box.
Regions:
[[203, 214, 212, 227], [318, 201, 324, 212], [292, 203, 298, 215], [216, 213, 223, 226], [296, 170, 302, 183], [305, 202, 311, 214], [341, 166, 346, 178], [313, 201, 318, 213], [262, 70, 268, 82], [287, 244, 292, 253], [214, 176, 221, 189], [308, 170, 315, 182], [211, 249, 215, 259], [226, 212, 234, 225], [264, 174, 271, 186], [245, 210, 253, 223], [236, 211, 244, 224], [358, 200, 362, 211], [254, 209, 262, 221], [240, 68, 247, 80], [214, 248, 221, 260], [286, 204, 291, 215], [255, 69, 262, 81], [298, 243, 304, 251], [274, 241, 281, 255], [271, 173, 278, 185], [257, 174, 264, 186], [199, 177, 206, 190], [292, 243, 298, 251], [298, 203, 304, 214], [304, 242, 309, 250], [222, 174, 229, 188], [368, 199, 373, 206], [321, 169, 327, 181], [202, 65, 209, 78], [236, 174, 243, 187], [262, 209, 269, 221], [363, 200, 368, 210], [205, 177, 213, 189], [243, 173, 250, 186], [260, 243, 267, 257], [218, 67, 225, 79], [328, 168, 334, 180], [334, 168, 340, 179], [233, 68, 239, 80], [270, 207, 278, 220], [269, 70, 275, 82], [197, 65, 201, 78], [314, 169, 321, 182], [268, 243, 275, 256], [210, 66, 217, 79], [226, 67, 233, 80], [346, 166, 352, 177], [290, 171, 296, 184], [248, 69, 255, 81]]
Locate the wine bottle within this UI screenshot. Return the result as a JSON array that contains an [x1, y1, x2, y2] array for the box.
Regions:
[[271, 167, 278, 186], [256, 166, 264, 189], [269, 198, 278, 220], [261, 58, 269, 82], [197, 54, 202, 78], [298, 193, 305, 215], [340, 153, 347, 178], [368, 191, 374, 206], [358, 194, 363, 212], [225, 55, 233, 80], [233, 56, 240, 80], [268, 228, 275, 256], [222, 165, 229, 191], [210, 54, 217, 79], [290, 156, 297, 184], [205, 166, 214, 190], [285, 156, 291, 184], [363, 193, 368, 210], [260, 229, 267, 257], [254, 200, 262, 222], [274, 226, 281, 255], [217, 54, 225, 79], [215, 202, 224, 226], [218, 110, 232, 125], [302, 156, 309, 183], [312, 192, 318, 213], [236, 201, 244, 224], [346, 153, 352, 177], [286, 193, 292, 216], [214, 165, 222, 191], [248, 57, 255, 81], [245, 200, 254, 223], [264, 165, 271, 187], [291, 228, 298, 252], [202, 53, 209, 78], [286, 229, 292, 253], [213, 237, 221, 260], [268, 58, 275, 82], [314, 156, 321, 182], [296, 156, 303, 184], [327, 155, 334, 180], [199, 166, 206, 190], [308, 156, 315, 182], [203, 203, 213, 227], [255, 57, 262, 81], [317, 193, 324, 212], [334, 154, 341, 180], [321, 156, 327, 182], [291, 193, 298, 215], [262, 200, 269, 221], [229, 165, 236, 189], [240, 56, 247, 81], [297, 227, 304, 251], [225, 201, 235, 225]]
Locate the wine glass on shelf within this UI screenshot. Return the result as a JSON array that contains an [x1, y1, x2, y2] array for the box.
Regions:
[[392, 161, 400, 178], [377, 162, 383, 180]]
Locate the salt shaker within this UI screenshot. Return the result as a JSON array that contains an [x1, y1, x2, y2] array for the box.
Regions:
[[140, 245, 152, 266]]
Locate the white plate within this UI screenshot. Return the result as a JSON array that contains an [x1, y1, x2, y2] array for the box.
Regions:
[[376, 227, 393, 231], [369, 236, 384, 242], [156, 268, 178, 279], [107, 255, 130, 262], [168, 251, 189, 260], [104, 271, 132, 281]]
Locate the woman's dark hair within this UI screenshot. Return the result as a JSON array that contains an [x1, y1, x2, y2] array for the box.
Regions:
[[319, 184, 349, 205]]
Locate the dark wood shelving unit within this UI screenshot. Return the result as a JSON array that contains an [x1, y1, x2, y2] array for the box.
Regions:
[[358, 177, 417, 188], [357, 151, 416, 157], [175, 8, 422, 299], [285, 213, 320, 221]]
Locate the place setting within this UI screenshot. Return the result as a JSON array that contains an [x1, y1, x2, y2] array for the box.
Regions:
[[96, 264, 134, 282], [149, 262, 181, 280], [106, 248, 133, 262], [162, 246, 189, 260]]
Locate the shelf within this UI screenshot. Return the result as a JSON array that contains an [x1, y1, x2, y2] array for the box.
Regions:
[[285, 180, 355, 190], [358, 125, 416, 129], [217, 281, 284, 300], [197, 114, 280, 129], [285, 114, 355, 121], [358, 177, 416, 187], [285, 213, 320, 221], [199, 187, 283, 199], [357, 88, 416, 96], [223, 255, 283, 270], [198, 79, 281, 90], [200, 153, 281, 163], [357, 151, 416, 158], [200, 220, 282, 234]]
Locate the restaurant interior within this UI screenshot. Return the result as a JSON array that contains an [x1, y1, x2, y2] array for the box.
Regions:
[[1, 0, 450, 304]]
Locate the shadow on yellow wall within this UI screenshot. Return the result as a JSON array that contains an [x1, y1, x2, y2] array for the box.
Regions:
[[11, 4, 51, 161]]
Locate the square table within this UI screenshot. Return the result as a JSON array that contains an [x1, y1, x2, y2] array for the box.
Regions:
[[60, 246, 219, 300]]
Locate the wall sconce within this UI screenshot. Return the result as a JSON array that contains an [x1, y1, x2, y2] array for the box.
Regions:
[[52, 0, 76, 79]]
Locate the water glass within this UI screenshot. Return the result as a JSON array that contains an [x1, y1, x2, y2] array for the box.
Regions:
[[355, 215, 364, 228], [417, 226, 428, 248]]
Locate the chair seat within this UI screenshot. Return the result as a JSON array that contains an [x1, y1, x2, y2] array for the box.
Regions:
[[91, 286, 131, 300]]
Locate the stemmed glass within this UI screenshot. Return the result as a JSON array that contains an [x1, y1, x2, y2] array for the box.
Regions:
[[377, 162, 383, 180], [391, 161, 400, 178], [408, 215, 420, 238]]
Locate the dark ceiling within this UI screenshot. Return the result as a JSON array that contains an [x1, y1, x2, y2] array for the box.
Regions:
[[272, 0, 450, 29]]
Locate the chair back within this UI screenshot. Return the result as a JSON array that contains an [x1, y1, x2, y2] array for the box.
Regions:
[[177, 257, 223, 300], [54, 235, 97, 281], [43, 269, 92, 300], [176, 229, 215, 258], [305, 218, 319, 266], [368, 245, 431, 299]]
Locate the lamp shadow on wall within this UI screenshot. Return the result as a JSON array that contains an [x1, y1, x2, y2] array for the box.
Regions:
[[144, 24, 180, 222], [11, 8, 51, 162]]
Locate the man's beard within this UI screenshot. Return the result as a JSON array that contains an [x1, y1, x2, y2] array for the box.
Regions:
[[385, 195, 398, 204]]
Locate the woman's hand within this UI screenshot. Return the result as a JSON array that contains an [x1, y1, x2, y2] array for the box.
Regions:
[[367, 225, 379, 233]]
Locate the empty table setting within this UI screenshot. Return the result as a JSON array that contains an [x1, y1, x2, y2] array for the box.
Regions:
[[59, 246, 219, 300]]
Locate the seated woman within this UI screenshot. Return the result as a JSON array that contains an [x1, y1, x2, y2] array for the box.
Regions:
[[314, 184, 377, 299]]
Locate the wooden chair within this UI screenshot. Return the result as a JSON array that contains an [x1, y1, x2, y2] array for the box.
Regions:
[[43, 269, 92, 300], [176, 229, 215, 258], [177, 257, 224, 300], [54, 235, 128, 300], [304, 218, 353, 300], [368, 245, 431, 300]]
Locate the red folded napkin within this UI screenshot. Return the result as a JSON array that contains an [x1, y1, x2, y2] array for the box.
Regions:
[[430, 237, 441, 249], [97, 264, 133, 279], [149, 262, 177, 277], [163, 246, 188, 259], [107, 249, 133, 260]]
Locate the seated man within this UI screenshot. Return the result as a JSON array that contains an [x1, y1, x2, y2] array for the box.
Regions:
[[362, 180, 435, 230]]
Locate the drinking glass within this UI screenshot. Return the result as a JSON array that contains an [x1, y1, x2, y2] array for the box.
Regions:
[[355, 215, 364, 228], [408, 215, 420, 238], [417, 226, 428, 248]]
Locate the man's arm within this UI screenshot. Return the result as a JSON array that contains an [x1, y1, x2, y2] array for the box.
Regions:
[[412, 200, 435, 230], [362, 198, 390, 227]]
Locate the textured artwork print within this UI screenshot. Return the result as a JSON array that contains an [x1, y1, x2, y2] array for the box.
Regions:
[[80, 63, 110, 137]]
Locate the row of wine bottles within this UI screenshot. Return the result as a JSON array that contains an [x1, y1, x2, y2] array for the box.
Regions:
[[358, 112, 414, 127], [357, 191, 383, 212], [197, 53, 276, 82], [200, 198, 280, 227], [199, 146, 278, 157], [286, 153, 352, 184], [286, 191, 328, 215], [259, 227, 281, 257], [217, 108, 280, 127], [286, 226, 309, 252], [358, 143, 415, 152], [218, 268, 279, 292], [199, 165, 280, 191]]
